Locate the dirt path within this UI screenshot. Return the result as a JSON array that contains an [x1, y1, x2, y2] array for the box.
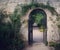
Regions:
[[25, 43, 54, 50], [24, 27, 54, 50]]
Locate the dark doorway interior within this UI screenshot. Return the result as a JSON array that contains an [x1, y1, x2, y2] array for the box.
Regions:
[[28, 9, 47, 45]]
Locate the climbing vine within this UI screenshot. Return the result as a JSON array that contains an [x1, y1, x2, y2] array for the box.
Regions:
[[18, 3, 58, 16]]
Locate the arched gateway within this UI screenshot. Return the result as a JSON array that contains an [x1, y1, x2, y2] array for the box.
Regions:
[[28, 8, 47, 45]]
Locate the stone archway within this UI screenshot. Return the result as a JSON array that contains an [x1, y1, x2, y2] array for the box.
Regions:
[[28, 8, 47, 45]]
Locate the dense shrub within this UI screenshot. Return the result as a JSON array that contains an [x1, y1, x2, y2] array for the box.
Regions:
[[0, 8, 25, 50]]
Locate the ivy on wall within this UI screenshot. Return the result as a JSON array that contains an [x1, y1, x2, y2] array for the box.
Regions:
[[17, 3, 59, 30], [18, 3, 58, 16]]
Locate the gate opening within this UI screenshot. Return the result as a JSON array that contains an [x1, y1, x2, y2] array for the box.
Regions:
[[28, 9, 47, 45]]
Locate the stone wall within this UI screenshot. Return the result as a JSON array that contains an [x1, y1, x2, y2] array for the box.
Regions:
[[0, 0, 60, 42], [0, 0, 60, 13], [20, 9, 59, 42]]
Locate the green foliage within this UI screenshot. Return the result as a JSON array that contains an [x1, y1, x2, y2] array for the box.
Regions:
[[49, 42, 57, 47], [32, 13, 44, 25], [20, 3, 58, 16], [30, 10, 46, 31], [49, 42, 60, 50], [35, 13, 44, 24], [10, 8, 21, 33], [0, 8, 25, 50], [21, 4, 30, 15]]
